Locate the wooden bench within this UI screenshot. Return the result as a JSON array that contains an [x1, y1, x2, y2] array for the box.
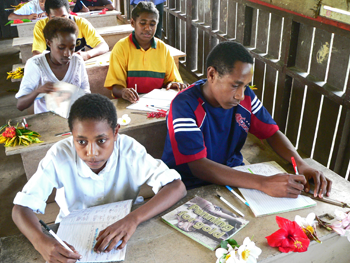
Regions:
[[13, 24, 133, 63], [11, 10, 121, 38], [11, 46, 186, 98]]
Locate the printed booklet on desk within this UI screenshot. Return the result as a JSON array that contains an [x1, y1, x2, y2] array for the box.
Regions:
[[56, 200, 132, 262], [161, 196, 249, 251]]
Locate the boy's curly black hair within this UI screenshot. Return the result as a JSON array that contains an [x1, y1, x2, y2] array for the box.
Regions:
[[68, 94, 117, 131], [206, 41, 253, 77], [43, 17, 78, 42], [132, 1, 159, 21], [45, 0, 69, 15]]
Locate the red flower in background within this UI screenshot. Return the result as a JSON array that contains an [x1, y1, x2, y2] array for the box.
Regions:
[[266, 216, 310, 253]]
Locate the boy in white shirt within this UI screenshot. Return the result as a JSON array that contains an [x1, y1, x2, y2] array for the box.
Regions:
[[12, 93, 186, 262], [8, 0, 46, 21]]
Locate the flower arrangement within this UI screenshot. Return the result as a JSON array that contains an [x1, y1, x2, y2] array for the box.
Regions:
[[215, 237, 262, 263], [0, 121, 43, 147]]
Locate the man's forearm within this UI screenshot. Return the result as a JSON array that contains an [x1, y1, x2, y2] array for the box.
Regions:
[[188, 158, 265, 190]]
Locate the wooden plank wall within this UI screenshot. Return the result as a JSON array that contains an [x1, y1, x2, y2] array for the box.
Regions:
[[121, 0, 350, 181]]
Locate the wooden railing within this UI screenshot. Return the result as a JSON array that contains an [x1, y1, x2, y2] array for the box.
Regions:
[[119, 0, 350, 181]]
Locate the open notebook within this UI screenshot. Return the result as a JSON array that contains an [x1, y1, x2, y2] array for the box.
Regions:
[[233, 162, 316, 217], [56, 200, 132, 262], [126, 88, 178, 112]]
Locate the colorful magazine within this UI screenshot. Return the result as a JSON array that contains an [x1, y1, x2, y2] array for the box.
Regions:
[[161, 196, 249, 251]]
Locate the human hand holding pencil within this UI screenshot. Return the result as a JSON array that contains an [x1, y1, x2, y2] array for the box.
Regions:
[[121, 84, 139, 103], [38, 220, 82, 262]]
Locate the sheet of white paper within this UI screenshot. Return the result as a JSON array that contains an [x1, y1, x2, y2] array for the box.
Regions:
[[126, 89, 178, 112], [234, 162, 316, 217], [57, 200, 132, 262]]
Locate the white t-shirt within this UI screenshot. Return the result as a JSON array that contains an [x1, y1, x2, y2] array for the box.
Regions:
[[14, 0, 45, 15], [14, 134, 181, 222], [15, 53, 90, 114]]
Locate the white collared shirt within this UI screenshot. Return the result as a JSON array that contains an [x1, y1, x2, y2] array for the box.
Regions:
[[14, 134, 181, 222]]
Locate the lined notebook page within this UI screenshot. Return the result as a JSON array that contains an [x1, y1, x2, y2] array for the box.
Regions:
[[234, 162, 316, 217]]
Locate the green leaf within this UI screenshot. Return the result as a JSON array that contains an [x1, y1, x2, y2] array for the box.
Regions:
[[227, 238, 238, 247], [220, 240, 228, 249], [5, 21, 14, 26], [22, 19, 31, 22], [0, 124, 8, 133], [16, 129, 22, 136]]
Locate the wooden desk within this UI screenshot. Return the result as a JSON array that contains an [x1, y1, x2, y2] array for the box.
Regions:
[[10, 10, 120, 38], [13, 23, 131, 63], [5, 98, 167, 180], [1, 159, 349, 262]]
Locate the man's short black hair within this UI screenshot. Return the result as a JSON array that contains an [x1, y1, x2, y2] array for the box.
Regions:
[[45, 0, 69, 15], [43, 17, 78, 41], [206, 41, 253, 76], [131, 1, 159, 21], [68, 94, 117, 131]]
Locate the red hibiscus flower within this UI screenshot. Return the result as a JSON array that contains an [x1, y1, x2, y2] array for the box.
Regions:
[[265, 216, 310, 253]]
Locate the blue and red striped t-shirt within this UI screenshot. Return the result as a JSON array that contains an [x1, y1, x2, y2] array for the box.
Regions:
[[161, 79, 279, 189]]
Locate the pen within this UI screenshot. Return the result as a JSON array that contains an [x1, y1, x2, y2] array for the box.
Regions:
[[80, 1, 87, 8], [55, 131, 72, 137], [291, 157, 299, 175], [39, 220, 75, 253], [225, 185, 249, 207], [135, 84, 137, 93], [216, 194, 245, 217], [22, 118, 28, 128], [146, 105, 169, 110]]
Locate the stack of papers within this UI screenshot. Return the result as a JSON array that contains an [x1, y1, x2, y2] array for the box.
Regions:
[[233, 162, 316, 217], [126, 89, 178, 112]]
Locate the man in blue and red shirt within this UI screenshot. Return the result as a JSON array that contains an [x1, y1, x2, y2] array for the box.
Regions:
[[162, 41, 332, 199]]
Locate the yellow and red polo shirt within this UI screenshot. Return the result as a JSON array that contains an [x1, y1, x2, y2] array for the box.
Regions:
[[104, 32, 183, 94], [32, 16, 104, 53]]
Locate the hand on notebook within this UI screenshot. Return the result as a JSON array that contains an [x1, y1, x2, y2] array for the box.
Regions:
[[94, 215, 137, 253], [166, 82, 188, 91], [122, 88, 139, 103], [37, 235, 81, 263], [298, 164, 332, 198], [37, 82, 56, 94], [260, 173, 306, 198]]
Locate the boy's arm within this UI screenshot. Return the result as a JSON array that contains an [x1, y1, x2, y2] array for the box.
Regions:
[[8, 12, 37, 20], [266, 130, 332, 198], [188, 158, 306, 198], [12, 205, 81, 262], [93, 179, 186, 252], [88, 4, 114, 11], [76, 41, 109, 61]]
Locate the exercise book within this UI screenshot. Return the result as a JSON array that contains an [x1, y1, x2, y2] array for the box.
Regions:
[[233, 161, 316, 217]]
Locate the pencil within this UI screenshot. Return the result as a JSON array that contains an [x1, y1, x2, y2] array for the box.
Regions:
[[39, 220, 75, 253], [226, 185, 249, 207], [216, 194, 245, 217]]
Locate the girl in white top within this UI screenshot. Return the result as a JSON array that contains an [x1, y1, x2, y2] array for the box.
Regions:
[[15, 17, 90, 114], [8, 0, 46, 21]]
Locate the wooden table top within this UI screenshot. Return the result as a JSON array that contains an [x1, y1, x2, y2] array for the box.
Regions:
[[4, 98, 166, 156]]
